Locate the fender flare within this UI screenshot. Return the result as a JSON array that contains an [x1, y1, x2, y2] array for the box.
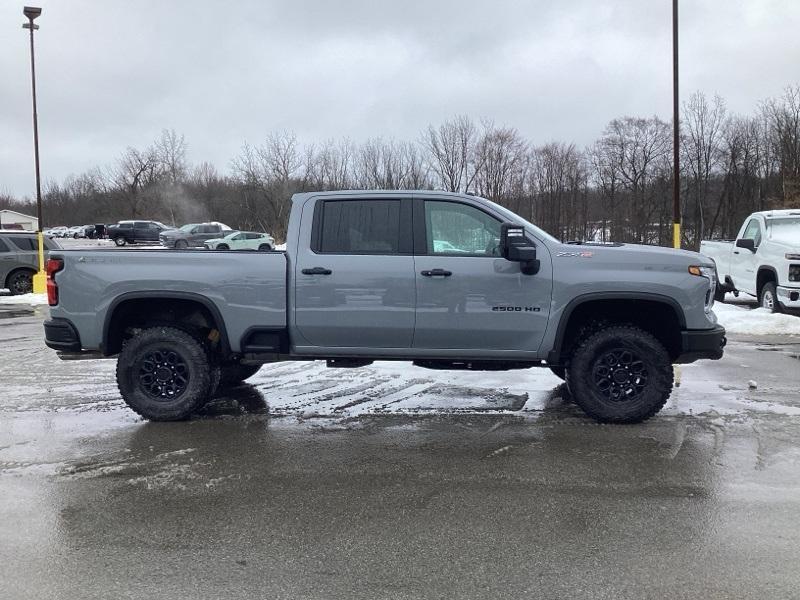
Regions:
[[546, 292, 687, 364], [102, 291, 231, 356]]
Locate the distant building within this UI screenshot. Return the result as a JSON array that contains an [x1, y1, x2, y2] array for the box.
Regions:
[[0, 210, 38, 231]]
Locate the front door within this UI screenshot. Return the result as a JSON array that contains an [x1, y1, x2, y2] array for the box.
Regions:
[[294, 197, 415, 349], [413, 199, 551, 353], [730, 218, 762, 295]]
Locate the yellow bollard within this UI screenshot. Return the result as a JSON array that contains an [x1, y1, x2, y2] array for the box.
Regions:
[[32, 230, 47, 294]]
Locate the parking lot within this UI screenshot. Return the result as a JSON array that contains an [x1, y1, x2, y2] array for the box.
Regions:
[[2, 302, 800, 599]]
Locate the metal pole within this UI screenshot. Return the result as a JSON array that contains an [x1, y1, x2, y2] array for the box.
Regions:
[[24, 7, 46, 294], [672, 0, 681, 249]]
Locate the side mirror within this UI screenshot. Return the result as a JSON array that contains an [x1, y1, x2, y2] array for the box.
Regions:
[[735, 238, 756, 252], [500, 223, 540, 275]]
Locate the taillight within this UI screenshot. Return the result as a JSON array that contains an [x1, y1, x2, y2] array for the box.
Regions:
[[46, 258, 64, 306]]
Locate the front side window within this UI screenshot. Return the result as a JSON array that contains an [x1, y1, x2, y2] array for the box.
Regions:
[[425, 201, 501, 256], [0, 238, 10, 253], [742, 219, 762, 247], [319, 200, 401, 254]]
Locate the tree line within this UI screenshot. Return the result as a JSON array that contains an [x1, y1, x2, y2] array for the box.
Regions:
[[2, 85, 798, 247]]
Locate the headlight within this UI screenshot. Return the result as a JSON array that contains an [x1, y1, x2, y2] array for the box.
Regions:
[[790, 264, 800, 282], [689, 265, 716, 311]]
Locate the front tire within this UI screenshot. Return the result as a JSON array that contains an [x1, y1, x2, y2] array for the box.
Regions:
[[217, 244, 229, 250], [567, 324, 673, 424], [175, 239, 189, 249], [116, 327, 213, 421], [549, 366, 566, 381], [760, 282, 782, 313]]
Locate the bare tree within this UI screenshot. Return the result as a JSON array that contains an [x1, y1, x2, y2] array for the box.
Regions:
[[422, 115, 478, 192]]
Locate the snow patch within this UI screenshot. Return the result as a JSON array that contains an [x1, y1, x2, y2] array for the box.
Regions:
[[0, 293, 48, 306], [713, 302, 800, 336]]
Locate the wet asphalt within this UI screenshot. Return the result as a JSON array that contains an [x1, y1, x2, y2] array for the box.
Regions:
[[1, 304, 800, 600]]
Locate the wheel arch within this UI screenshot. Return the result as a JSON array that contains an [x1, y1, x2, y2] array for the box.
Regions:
[[102, 291, 231, 357], [756, 266, 778, 298], [547, 293, 686, 365]]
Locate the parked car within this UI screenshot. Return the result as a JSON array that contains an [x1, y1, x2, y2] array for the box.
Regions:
[[67, 225, 86, 239], [45, 226, 69, 238], [44, 190, 724, 424], [159, 222, 233, 249], [0, 231, 62, 295], [700, 209, 800, 312], [107, 220, 169, 246], [204, 230, 274, 251]]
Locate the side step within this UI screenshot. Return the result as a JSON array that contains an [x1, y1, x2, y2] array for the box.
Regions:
[[326, 358, 374, 368]]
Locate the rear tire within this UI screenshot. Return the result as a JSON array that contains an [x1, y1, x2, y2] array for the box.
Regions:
[[114, 237, 126, 246], [116, 326, 213, 421], [258, 244, 272, 251], [7, 270, 34, 295], [760, 282, 782, 313], [567, 324, 673, 424]]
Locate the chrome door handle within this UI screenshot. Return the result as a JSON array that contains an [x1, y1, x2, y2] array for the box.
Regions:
[[421, 269, 452, 277]]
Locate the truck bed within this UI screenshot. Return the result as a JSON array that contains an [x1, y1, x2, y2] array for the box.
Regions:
[[49, 249, 288, 353]]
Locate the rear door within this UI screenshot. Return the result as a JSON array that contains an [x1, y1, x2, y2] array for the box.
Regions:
[[412, 198, 551, 353], [192, 225, 220, 246], [294, 197, 415, 348]]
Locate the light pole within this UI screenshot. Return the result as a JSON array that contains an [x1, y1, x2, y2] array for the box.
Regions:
[[672, 0, 681, 249], [23, 6, 46, 294]]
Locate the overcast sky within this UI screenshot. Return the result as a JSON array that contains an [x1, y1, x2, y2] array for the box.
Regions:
[[2, 0, 798, 198]]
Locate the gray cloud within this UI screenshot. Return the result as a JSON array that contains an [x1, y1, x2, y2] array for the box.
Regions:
[[2, 0, 798, 197]]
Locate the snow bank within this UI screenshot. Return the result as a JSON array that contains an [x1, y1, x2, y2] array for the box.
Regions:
[[714, 302, 800, 336], [0, 293, 48, 306]]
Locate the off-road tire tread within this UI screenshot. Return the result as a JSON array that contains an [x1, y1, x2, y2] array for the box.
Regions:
[[116, 326, 213, 421], [568, 323, 674, 424]]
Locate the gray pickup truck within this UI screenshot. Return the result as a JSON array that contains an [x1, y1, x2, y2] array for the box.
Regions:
[[44, 190, 725, 423]]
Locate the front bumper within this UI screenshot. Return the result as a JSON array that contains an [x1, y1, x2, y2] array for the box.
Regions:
[[777, 286, 800, 309], [44, 318, 82, 352], [159, 237, 177, 248], [675, 325, 726, 364]]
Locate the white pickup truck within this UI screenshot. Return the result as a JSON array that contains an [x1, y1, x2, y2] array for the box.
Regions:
[[700, 209, 800, 312]]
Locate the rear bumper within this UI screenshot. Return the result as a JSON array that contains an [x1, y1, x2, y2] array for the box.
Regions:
[[675, 325, 726, 364], [44, 318, 82, 352]]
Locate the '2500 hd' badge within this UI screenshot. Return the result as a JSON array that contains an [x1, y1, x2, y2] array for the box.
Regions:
[[492, 306, 541, 312]]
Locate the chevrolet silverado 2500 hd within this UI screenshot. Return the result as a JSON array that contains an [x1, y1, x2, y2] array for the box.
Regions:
[[44, 191, 726, 423]]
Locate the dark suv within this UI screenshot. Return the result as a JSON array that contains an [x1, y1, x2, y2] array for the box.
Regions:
[[107, 220, 168, 246], [0, 231, 62, 295]]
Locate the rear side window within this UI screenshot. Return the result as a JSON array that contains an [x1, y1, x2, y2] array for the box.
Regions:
[[317, 200, 403, 254], [9, 237, 36, 251]]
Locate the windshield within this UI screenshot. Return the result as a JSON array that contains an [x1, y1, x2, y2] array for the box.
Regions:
[[766, 218, 800, 244], [179, 224, 197, 232]]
